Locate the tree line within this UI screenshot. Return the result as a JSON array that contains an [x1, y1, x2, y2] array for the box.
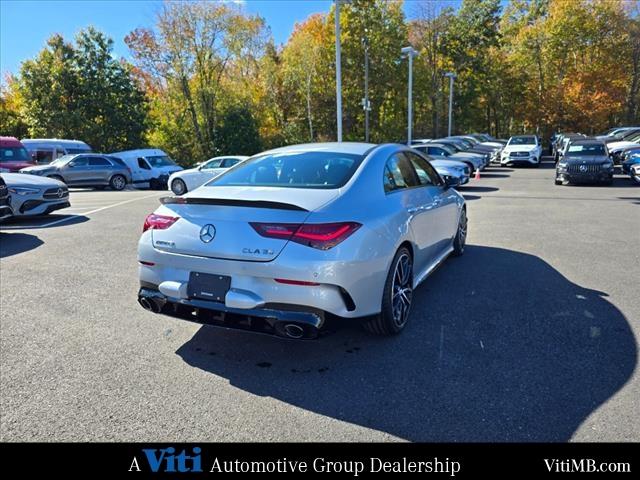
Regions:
[[1, 0, 638, 165]]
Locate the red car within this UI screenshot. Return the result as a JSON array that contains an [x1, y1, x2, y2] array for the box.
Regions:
[[0, 136, 36, 172]]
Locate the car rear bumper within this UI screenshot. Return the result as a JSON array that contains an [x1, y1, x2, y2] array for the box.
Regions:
[[137, 232, 390, 319], [138, 286, 324, 340]]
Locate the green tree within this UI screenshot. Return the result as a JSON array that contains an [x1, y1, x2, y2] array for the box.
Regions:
[[0, 77, 29, 138], [17, 28, 147, 151], [126, 0, 267, 162]]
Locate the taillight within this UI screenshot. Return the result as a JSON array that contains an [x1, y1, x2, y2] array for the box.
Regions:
[[143, 213, 179, 232], [250, 222, 361, 250]]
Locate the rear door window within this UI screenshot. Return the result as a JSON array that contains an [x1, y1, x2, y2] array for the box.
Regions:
[[89, 157, 112, 167], [384, 153, 419, 192], [404, 152, 442, 186]]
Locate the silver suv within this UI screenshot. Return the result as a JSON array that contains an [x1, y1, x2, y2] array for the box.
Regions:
[[19, 154, 132, 190]]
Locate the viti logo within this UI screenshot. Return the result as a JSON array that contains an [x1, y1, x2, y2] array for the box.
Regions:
[[129, 447, 203, 473]]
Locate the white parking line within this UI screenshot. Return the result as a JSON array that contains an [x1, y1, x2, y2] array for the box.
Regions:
[[1, 192, 163, 230], [38, 192, 162, 227]]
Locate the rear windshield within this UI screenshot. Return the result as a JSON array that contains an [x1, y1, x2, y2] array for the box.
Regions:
[[0, 146, 31, 162], [146, 155, 176, 167], [568, 144, 606, 155], [208, 151, 364, 189], [509, 136, 536, 145]]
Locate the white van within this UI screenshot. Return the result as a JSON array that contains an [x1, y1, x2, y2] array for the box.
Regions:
[[22, 139, 92, 164], [111, 148, 183, 189]]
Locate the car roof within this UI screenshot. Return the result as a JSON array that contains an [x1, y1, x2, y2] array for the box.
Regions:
[[570, 139, 605, 145], [0, 136, 24, 147], [21, 138, 89, 144], [258, 142, 376, 156]]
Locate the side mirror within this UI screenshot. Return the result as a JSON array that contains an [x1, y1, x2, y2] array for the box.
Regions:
[[68, 162, 76, 168], [443, 175, 461, 188]]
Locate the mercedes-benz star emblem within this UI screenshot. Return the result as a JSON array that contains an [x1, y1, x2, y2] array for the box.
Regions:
[[579, 165, 587, 172], [57, 188, 64, 198], [200, 224, 216, 243]]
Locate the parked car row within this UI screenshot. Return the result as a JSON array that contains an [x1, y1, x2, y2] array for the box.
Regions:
[[0, 136, 186, 192], [552, 127, 639, 185]]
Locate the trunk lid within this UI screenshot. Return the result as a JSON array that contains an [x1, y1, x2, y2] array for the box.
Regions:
[[152, 186, 339, 262]]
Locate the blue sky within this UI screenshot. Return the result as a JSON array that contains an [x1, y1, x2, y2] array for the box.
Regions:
[[1, 0, 459, 77]]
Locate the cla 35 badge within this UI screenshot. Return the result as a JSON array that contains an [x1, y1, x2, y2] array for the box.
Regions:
[[199, 224, 216, 243]]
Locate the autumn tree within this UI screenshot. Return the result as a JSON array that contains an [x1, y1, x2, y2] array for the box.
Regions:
[[126, 0, 267, 162]]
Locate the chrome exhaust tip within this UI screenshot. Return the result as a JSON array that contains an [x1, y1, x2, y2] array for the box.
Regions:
[[138, 296, 161, 313], [283, 323, 305, 339]]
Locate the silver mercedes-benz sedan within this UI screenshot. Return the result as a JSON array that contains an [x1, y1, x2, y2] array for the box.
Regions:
[[137, 143, 467, 339]]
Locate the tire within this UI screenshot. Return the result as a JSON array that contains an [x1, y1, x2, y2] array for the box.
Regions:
[[149, 178, 161, 190], [363, 246, 413, 336], [109, 174, 127, 191], [171, 178, 187, 195], [452, 208, 467, 257], [555, 179, 562, 185]]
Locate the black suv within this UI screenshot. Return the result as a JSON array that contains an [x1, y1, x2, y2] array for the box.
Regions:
[[0, 175, 13, 222], [555, 140, 614, 185]]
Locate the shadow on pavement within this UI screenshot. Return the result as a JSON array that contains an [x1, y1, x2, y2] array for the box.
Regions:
[[462, 194, 481, 202], [0, 232, 44, 258], [487, 167, 514, 172], [457, 186, 499, 193], [618, 196, 640, 204], [176, 246, 636, 441], [476, 173, 510, 178], [0, 214, 88, 230]]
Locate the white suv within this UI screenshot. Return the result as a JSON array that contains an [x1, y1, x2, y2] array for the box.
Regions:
[[500, 135, 543, 167]]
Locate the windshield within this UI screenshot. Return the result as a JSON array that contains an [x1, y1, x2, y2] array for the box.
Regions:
[[509, 136, 536, 145], [208, 151, 364, 189], [567, 144, 606, 155], [50, 155, 75, 166], [146, 155, 176, 168], [0, 146, 31, 162]]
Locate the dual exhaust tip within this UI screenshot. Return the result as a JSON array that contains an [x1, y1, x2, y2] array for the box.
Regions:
[[138, 293, 316, 340]]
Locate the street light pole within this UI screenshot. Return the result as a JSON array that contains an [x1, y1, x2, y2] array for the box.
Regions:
[[335, 1, 343, 142], [444, 72, 456, 137], [362, 35, 370, 142], [402, 46, 418, 145]]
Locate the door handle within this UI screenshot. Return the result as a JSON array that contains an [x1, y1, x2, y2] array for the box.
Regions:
[[407, 207, 420, 214]]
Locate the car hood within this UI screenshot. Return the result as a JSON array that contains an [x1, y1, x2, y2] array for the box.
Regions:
[[21, 165, 56, 173], [1, 172, 66, 188], [430, 159, 468, 171], [183, 185, 340, 212], [563, 155, 609, 163], [503, 145, 537, 153], [607, 141, 638, 152], [157, 165, 183, 174]]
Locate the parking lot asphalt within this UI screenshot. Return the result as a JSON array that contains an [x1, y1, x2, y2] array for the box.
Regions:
[[1, 161, 638, 442]]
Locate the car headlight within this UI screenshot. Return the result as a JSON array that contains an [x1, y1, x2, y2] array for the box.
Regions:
[[601, 162, 613, 169], [558, 162, 568, 168], [8, 186, 41, 196]]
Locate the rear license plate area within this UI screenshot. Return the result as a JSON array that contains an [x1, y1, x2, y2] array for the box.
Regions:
[[187, 272, 231, 302]]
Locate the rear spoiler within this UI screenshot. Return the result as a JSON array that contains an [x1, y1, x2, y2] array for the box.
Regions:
[[160, 196, 308, 212]]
